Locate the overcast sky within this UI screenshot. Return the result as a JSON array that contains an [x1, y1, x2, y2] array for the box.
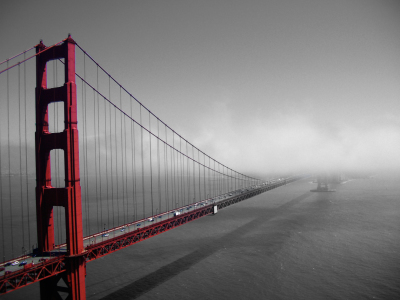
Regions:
[[1, 0, 399, 176]]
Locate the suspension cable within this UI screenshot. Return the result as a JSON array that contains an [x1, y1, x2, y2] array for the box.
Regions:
[[0, 46, 35, 66], [6, 60, 15, 258], [0, 39, 66, 75], [74, 42, 260, 184], [81, 63, 90, 237], [140, 105, 145, 219], [157, 119, 161, 216], [109, 75, 114, 231], [75, 72, 244, 182], [123, 96, 128, 224], [93, 88, 100, 233], [97, 70, 103, 235], [149, 111, 153, 216], [130, 97, 137, 222], [18, 63, 26, 251], [105, 99, 110, 228], [23, 50, 31, 250], [164, 124, 169, 213]]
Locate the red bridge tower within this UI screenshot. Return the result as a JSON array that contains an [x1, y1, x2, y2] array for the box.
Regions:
[[35, 35, 85, 299]]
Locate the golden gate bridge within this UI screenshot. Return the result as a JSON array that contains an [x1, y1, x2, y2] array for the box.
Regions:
[[0, 36, 302, 299]]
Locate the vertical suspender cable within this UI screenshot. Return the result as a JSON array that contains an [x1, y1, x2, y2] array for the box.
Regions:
[[131, 99, 137, 221], [170, 133, 174, 209], [177, 135, 180, 206], [129, 97, 133, 221], [164, 125, 169, 213], [231, 169, 233, 191], [129, 98, 133, 221], [123, 97, 128, 224], [18, 63, 26, 251], [213, 160, 215, 197], [198, 149, 201, 201], [224, 166, 226, 194], [172, 132, 175, 208], [115, 85, 119, 228], [93, 88, 99, 233], [81, 60, 86, 236], [192, 146, 195, 201], [78, 66, 84, 237], [120, 87, 126, 224], [181, 138, 183, 206], [157, 120, 161, 216], [177, 138, 180, 206], [203, 154, 206, 200], [186, 141, 190, 205], [180, 138, 184, 206], [226, 168, 228, 192], [24, 52, 31, 250], [208, 157, 211, 199], [97, 72, 103, 234], [222, 165, 228, 194], [140, 106, 145, 219], [7, 60, 14, 258], [217, 162, 219, 196], [181, 139, 185, 206], [149, 111, 153, 216], [109, 76, 114, 230], [105, 97, 110, 230], [82, 73, 90, 237], [223, 166, 225, 193]]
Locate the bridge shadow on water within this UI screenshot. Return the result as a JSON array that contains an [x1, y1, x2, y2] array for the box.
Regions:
[[98, 191, 313, 300]]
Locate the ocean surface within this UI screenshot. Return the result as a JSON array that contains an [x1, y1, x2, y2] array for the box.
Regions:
[[3, 174, 400, 299]]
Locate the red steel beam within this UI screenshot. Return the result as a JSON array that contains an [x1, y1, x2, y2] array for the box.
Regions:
[[35, 35, 85, 300], [0, 176, 303, 295], [0, 258, 65, 294]]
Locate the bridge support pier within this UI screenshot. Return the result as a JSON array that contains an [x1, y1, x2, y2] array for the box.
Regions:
[[35, 36, 86, 300]]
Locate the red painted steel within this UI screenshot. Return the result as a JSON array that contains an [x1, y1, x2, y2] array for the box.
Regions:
[[0, 176, 303, 295], [35, 35, 86, 300], [84, 205, 215, 261], [0, 258, 66, 294]]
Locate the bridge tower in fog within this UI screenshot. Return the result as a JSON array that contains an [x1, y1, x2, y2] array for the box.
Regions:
[[310, 174, 338, 192], [35, 36, 85, 299]]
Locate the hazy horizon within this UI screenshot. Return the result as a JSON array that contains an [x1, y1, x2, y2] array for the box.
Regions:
[[1, 0, 399, 177]]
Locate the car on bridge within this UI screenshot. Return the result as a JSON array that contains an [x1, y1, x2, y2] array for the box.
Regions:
[[19, 261, 27, 266]]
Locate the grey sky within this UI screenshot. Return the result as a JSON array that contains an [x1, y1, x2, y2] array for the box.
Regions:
[[1, 0, 399, 175]]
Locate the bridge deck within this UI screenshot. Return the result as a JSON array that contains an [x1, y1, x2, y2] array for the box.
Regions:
[[0, 178, 296, 294]]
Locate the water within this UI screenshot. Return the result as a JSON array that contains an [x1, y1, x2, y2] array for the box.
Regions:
[[3, 174, 400, 299]]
